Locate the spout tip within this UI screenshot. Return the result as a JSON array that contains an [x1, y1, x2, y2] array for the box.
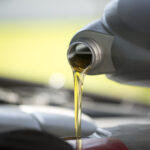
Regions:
[[67, 39, 102, 73], [67, 42, 93, 72]]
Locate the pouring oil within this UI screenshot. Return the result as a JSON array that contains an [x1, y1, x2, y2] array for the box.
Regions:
[[68, 43, 92, 150], [73, 70, 86, 150]]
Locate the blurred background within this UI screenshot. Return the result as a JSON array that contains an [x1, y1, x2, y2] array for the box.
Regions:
[[0, 0, 150, 106]]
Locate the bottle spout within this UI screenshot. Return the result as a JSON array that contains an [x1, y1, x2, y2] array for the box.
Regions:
[[67, 39, 102, 73], [67, 28, 115, 75]]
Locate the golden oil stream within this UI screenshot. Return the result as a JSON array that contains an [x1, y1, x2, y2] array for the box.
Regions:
[[69, 44, 92, 150], [73, 67, 91, 150], [73, 71, 84, 150]]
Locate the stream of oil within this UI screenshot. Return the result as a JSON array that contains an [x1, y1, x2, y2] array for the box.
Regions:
[[69, 47, 92, 150], [73, 71, 84, 150]]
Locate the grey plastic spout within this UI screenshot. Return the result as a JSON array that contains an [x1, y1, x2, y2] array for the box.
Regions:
[[67, 20, 116, 74], [68, 39, 102, 73]]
